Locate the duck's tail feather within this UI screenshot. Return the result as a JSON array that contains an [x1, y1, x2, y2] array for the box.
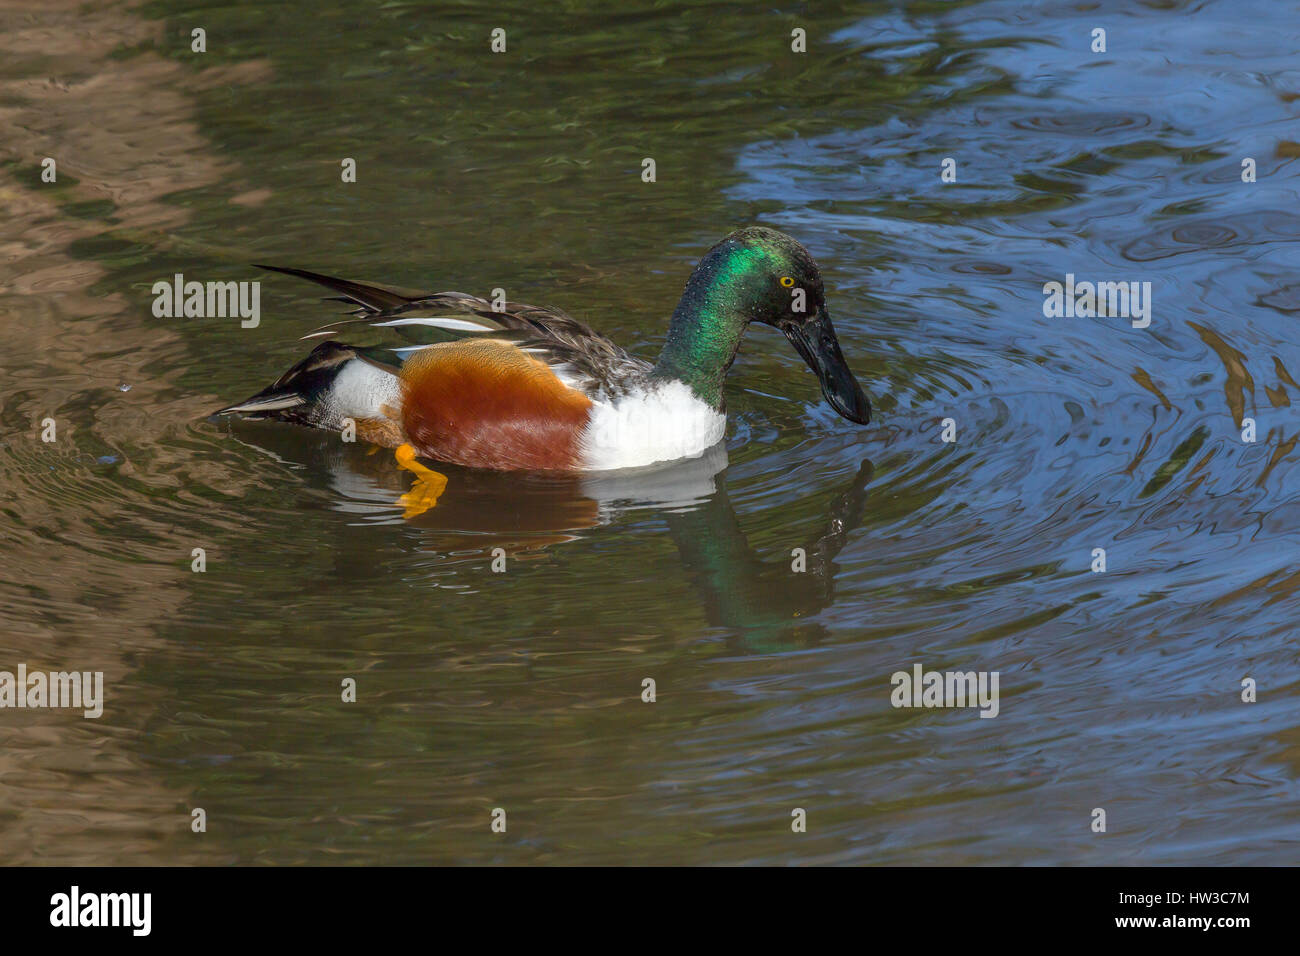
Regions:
[[252, 264, 420, 314]]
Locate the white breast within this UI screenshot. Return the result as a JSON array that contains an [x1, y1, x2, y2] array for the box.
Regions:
[[579, 379, 727, 471], [326, 359, 402, 426]]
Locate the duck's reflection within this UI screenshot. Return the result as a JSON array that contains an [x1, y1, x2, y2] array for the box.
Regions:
[[224, 422, 871, 645], [665, 457, 872, 649]]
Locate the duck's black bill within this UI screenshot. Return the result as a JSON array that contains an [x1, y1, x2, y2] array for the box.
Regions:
[[783, 307, 872, 425]]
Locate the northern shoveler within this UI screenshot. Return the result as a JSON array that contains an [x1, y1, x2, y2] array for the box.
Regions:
[[216, 226, 871, 516]]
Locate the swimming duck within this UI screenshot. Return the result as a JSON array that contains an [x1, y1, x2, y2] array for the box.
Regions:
[[217, 226, 870, 515]]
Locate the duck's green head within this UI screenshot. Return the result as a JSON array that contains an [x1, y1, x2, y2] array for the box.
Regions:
[[654, 226, 871, 425]]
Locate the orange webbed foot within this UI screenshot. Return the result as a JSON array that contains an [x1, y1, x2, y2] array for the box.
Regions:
[[394, 443, 448, 518]]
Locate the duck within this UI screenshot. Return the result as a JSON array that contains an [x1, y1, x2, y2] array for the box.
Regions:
[[216, 226, 871, 516]]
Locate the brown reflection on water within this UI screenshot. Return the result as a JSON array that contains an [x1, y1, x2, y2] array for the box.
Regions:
[[0, 0, 269, 864], [1190, 322, 1253, 428]]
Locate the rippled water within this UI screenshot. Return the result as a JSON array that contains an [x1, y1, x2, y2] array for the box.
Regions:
[[1, 0, 1298, 865]]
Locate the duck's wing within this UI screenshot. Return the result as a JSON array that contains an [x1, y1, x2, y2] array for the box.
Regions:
[[255, 265, 653, 399]]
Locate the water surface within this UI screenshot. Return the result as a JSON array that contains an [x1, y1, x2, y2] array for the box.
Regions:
[[0, 0, 1298, 864]]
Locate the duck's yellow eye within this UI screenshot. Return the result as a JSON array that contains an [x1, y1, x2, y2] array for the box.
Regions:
[[780, 276, 795, 288]]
